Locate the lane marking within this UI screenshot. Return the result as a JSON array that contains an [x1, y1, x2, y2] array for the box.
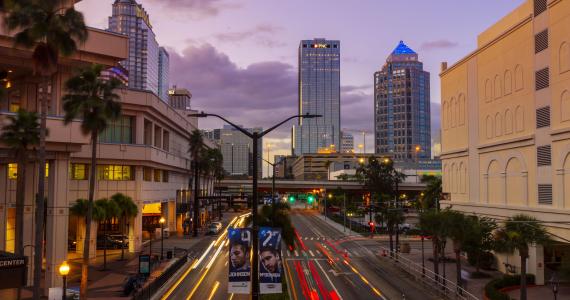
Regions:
[[207, 281, 220, 300], [160, 259, 198, 300], [284, 260, 298, 300], [309, 250, 315, 257], [228, 294, 234, 300], [315, 259, 343, 300], [295, 250, 299, 257]]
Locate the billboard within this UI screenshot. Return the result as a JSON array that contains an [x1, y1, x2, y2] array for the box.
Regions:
[[259, 227, 283, 294], [228, 227, 252, 294]]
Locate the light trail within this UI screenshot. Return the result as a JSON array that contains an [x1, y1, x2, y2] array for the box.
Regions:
[[206, 281, 220, 300], [284, 260, 298, 300], [342, 260, 386, 299], [160, 258, 197, 300]]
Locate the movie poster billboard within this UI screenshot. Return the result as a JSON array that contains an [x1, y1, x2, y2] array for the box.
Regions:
[[259, 227, 283, 294], [228, 227, 252, 294]]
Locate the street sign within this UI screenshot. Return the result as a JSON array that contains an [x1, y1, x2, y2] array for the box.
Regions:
[[0, 252, 27, 289]]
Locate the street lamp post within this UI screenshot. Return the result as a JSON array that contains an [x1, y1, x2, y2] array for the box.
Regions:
[[231, 143, 234, 175], [159, 217, 165, 260], [189, 112, 321, 300], [59, 261, 70, 300], [343, 193, 346, 233], [549, 273, 559, 300], [261, 157, 279, 226]]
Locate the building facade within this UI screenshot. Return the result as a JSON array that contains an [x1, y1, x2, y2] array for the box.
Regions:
[[158, 47, 170, 102], [293, 38, 341, 155], [440, 0, 570, 285], [204, 126, 263, 177], [108, 0, 160, 95], [168, 87, 192, 111], [374, 41, 431, 161], [341, 131, 354, 153]]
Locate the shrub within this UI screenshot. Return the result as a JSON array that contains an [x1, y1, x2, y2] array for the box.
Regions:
[[484, 274, 535, 300]]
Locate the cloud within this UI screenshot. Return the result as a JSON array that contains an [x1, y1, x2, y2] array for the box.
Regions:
[[213, 24, 286, 48], [169, 43, 298, 135], [420, 39, 459, 51], [341, 86, 373, 134], [146, 0, 240, 19]]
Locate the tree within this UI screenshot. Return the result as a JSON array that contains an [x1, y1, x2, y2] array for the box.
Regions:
[[445, 210, 473, 290], [419, 209, 450, 281], [70, 199, 105, 260], [62, 64, 122, 298], [257, 202, 295, 249], [4, 2, 88, 297], [110, 193, 138, 261], [382, 207, 405, 256], [0, 110, 40, 256], [420, 175, 442, 209], [94, 198, 119, 270], [494, 214, 550, 300], [188, 129, 204, 237], [464, 216, 497, 274]]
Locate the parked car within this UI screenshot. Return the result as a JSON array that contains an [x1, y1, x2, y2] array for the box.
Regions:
[[207, 223, 222, 235], [398, 223, 413, 232], [68, 237, 77, 251], [97, 235, 128, 249]]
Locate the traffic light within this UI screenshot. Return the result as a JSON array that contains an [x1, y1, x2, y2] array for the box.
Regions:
[[288, 195, 296, 203], [307, 194, 315, 204]]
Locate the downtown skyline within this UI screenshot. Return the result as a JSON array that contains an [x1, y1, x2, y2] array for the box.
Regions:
[[76, 0, 525, 174]]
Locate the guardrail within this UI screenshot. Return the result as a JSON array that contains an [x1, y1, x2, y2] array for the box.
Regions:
[[378, 246, 479, 300], [132, 252, 189, 300]]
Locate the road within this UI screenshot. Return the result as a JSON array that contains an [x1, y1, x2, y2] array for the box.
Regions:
[[160, 210, 436, 300]]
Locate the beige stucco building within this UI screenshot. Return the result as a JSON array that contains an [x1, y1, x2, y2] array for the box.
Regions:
[[0, 1, 215, 293], [440, 0, 570, 285]]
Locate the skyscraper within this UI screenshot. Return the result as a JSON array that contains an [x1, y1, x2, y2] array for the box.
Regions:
[[341, 131, 354, 153], [158, 47, 170, 102], [292, 38, 340, 156], [374, 41, 431, 161], [108, 0, 159, 95]]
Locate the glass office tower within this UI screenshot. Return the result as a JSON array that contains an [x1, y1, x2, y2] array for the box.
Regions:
[[158, 47, 170, 102], [292, 38, 341, 155], [108, 0, 159, 96], [374, 41, 431, 161]]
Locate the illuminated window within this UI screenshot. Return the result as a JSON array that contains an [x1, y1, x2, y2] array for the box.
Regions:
[[8, 163, 48, 179], [70, 163, 88, 180], [9, 103, 20, 112], [97, 165, 134, 181]]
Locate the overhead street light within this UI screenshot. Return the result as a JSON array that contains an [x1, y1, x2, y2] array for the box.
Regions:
[[189, 111, 321, 300]]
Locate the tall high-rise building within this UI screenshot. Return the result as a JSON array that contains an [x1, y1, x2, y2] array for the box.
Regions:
[[204, 125, 263, 177], [374, 41, 431, 161], [158, 47, 170, 102], [341, 131, 354, 153], [108, 0, 159, 95], [292, 38, 340, 156]]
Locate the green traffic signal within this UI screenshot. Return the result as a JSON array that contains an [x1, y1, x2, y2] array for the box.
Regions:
[[288, 195, 295, 203], [307, 194, 315, 204]]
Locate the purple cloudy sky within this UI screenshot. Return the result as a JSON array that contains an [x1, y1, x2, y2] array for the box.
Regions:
[[76, 0, 524, 175]]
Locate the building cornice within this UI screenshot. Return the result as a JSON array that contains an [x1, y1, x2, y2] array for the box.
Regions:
[[477, 134, 535, 153]]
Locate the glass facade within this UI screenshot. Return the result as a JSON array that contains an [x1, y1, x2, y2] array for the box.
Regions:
[[99, 115, 134, 144], [158, 47, 170, 102], [108, 0, 160, 96], [374, 41, 431, 161], [293, 38, 341, 155]]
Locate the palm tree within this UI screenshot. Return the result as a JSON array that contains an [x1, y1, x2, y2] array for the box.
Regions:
[[70, 199, 105, 257], [189, 129, 204, 237], [110, 193, 138, 260], [464, 216, 497, 274], [62, 64, 122, 298], [205, 148, 224, 219], [383, 207, 405, 256], [419, 209, 449, 282], [420, 175, 442, 209], [4, 2, 88, 297], [95, 198, 120, 270], [0, 110, 40, 256], [494, 214, 550, 300], [445, 210, 473, 290]]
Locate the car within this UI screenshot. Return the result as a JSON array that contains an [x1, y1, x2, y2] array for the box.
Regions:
[[68, 237, 77, 251], [398, 223, 413, 232], [207, 223, 222, 235], [97, 235, 128, 249]]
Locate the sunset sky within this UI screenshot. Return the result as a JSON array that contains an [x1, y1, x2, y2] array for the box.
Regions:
[[76, 0, 524, 176]]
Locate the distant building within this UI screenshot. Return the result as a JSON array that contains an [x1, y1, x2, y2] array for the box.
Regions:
[[158, 47, 170, 102], [168, 87, 192, 111], [374, 41, 431, 161], [204, 125, 262, 178], [274, 155, 296, 179], [291, 153, 391, 180], [293, 38, 341, 155], [108, 0, 160, 95], [341, 132, 354, 153]]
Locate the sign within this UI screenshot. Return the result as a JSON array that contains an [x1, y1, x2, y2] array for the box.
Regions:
[[0, 253, 27, 289], [258, 227, 283, 294], [139, 255, 150, 276], [228, 228, 252, 294]]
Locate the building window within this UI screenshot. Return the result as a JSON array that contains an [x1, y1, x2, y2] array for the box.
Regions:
[[154, 125, 162, 148], [97, 165, 134, 181], [538, 184, 552, 205], [8, 163, 48, 179], [534, 0, 547, 16], [144, 119, 152, 145], [535, 68, 549, 90], [143, 167, 152, 181], [9, 103, 19, 113], [153, 169, 161, 182], [163, 131, 170, 151], [162, 170, 169, 182], [537, 145, 552, 166], [536, 106, 550, 128], [99, 116, 134, 144], [70, 163, 88, 180], [535, 29, 548, 54]]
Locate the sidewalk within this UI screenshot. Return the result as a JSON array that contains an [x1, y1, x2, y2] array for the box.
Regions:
[[21, 212, 239, 299]]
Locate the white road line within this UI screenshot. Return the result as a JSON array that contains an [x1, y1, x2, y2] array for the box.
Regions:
[[315, 259, 343, 300], [309, 250, 315, 257], [294, 250, 299, 257]]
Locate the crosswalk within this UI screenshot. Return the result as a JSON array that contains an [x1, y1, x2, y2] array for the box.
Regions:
[[284, 247, 373, 258]]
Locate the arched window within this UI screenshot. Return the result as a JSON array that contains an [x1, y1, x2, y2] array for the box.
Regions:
[[485, 79, 492, 102], [505, 109, 513, 134], [451, 163, 457, 193], [487, 160, 503, 204], [504, 70, 513, 95], [562, 90, 570, 122], [451, 97, 458, 127], [515, 106, 524, 132], [515, 65, 524, 91], [459, 162, 466, 194], [458, 94, 466, 126], [506, 157, 526, 206], [443, 101, 449, 129], [494, 75, 502, 99], [495, 112, 502, 137], [560, 42, 570, 73]]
